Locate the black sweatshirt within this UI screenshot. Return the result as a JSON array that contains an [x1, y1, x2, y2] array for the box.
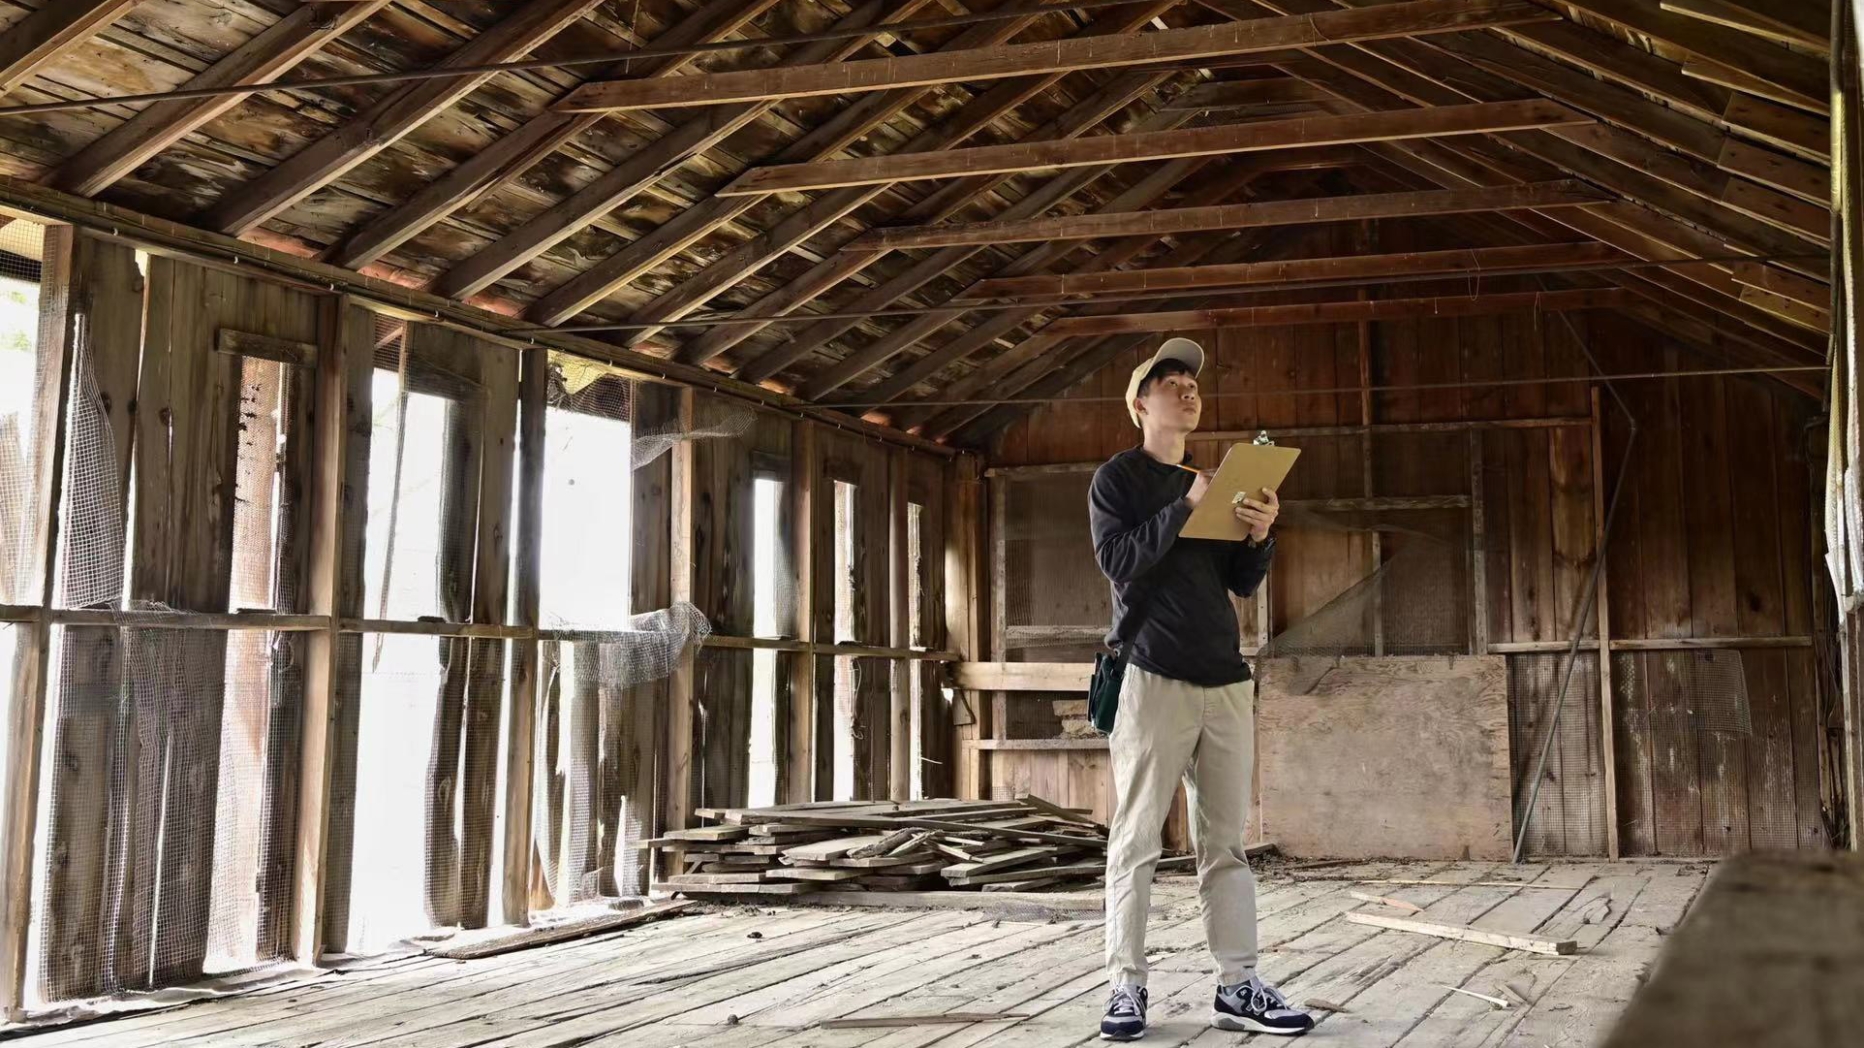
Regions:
[[1088, 447, 1275, 687]]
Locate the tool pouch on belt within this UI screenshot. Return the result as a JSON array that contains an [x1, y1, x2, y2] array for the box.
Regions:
[[1088, 650, 1126, 734]]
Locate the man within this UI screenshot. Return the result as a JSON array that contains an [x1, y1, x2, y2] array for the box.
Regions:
[[1088, 337, 1311, 1040]]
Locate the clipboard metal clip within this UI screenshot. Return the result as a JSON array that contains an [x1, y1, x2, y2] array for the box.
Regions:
[[1252, 430, 1275, 446]]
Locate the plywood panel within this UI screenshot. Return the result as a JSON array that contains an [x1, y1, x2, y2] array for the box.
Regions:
[[1258, 655, 1510, 860]]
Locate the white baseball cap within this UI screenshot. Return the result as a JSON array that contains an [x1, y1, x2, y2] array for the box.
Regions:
[[1124, 336, 1206, 428]]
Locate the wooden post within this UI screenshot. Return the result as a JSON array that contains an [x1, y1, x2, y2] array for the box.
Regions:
[[949, 456, 987, 801], [990, 476, 1009, 755], [1591, 387, 1619, 858], [292, 296, 371, 963], [501, 349, 547, 924], [889, 448, 911, 801], [785, 423, 816, 804], [665, 388, 697, 834], [1359, 292, 1383, 656], [0, 224, 75, 1020], [1469, 430, 1489, 656]]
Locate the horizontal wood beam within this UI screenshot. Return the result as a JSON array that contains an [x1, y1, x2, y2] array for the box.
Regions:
[[1164, 78, 1333, 110], [855, 178, 1606, 250], [1041, 287, 1629, 335], [0, 0, 138, 97], [720, 99, 1588, 195], [1557, 0, 1826, 113], [554, 0, 1557, 111], [1660, 0, 1830, 52], [960, 241, 1629, 298]]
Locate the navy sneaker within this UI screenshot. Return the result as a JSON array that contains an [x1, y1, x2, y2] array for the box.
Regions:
[[1212, 974, 1314, 1036], [1100, 984, 1147, 1041]]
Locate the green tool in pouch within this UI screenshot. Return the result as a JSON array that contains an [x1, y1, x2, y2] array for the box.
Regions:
[[1088, 649, 1125, 734]]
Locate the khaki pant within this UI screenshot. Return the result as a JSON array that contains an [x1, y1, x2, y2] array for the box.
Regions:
[[1104, 664, 1257, 988]]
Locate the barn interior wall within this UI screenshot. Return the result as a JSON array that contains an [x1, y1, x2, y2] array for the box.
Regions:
[[0, 225, 969, 1011], [986, 306, 1837, 859]]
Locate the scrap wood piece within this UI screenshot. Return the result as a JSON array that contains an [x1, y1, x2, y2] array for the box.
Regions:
[[656, 825, 748, 843], [1343, 913, 1577, 956], [767, 867, 865, 882], [850, 828, 919, 858], [667, 871, 767, 885], [819, 1013, 1031, 1029], [1442, 985, 1510, 1008], [783, 835, 893, 862], [1349, 891, 1424, 914], [1016, 793, 1108, 832], [1498, 979, 1537, 1006], [941, 846, 1064, 879], [423, 900, 696, 960], [765, 811, 1106, 847], [833, 852, 941, 869], [889, 831, 939, 856], [654, 881, 821, 896], [1304, 998, 1350, 1012], [1296, 876, 1585, 889]]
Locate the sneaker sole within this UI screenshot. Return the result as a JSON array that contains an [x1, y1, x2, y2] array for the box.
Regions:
[[1100, 1028, 1145, 1041], [1211, 1012, 1311, 1036]]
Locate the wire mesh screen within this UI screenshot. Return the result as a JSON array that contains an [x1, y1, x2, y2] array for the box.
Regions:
[[1258, 506, 1469, 661], [0, 219, 48, 605], [1616, 649, 1753, 736], [532, 636, 672, 909], [54, 299, 130, 612], [28, 624, 299, 1004], [1002, 473, 1107, 651]]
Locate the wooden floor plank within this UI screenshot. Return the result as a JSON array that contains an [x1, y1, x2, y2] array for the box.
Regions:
[[5, 862, 1706, 1048]]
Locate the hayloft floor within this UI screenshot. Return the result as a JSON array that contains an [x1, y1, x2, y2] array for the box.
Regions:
[[9, 860, 1709, 1048]]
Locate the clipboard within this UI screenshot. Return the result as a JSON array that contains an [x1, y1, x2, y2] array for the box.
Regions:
[[1180, 442, 1301, 541]]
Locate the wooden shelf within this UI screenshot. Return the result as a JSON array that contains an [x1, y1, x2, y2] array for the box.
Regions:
[[976, 738, 1108, 751]]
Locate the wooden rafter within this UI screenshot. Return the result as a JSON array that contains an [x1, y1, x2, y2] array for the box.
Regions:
[[852, 179, 1607, 250], [0, 0, 140, 98], [415, 0, 903, 295], [1553, 0, 1827, 114], [552, 0, 1558, 112], [325, 0, 794, 271], [1238, 0, 1831, 329], [811, 163, 1305, 406], [697, 147, 1363, 375], [536, 0, 1182, 339], [720, 99, 1589, 195], [1660, 0, 1830, 53], [718, 89, 1199, 378], [959, 241, 1630, 297], [49, 2, 392, 199], [1040, 286, 1629, 335], [519, 0, 1165, 328], [199, 0, 606, 237]]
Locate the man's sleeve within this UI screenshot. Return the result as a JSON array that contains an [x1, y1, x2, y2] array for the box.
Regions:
[[1225, 536, 1275, 598], [1090, 463, 1189, 584]]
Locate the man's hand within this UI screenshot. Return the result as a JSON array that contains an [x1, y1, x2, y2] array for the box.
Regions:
[[1184, 469, 1214, 508], [1234, 487, 1278, 542]]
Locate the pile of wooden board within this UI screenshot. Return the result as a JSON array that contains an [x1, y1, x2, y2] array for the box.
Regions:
[[650, 797, 1146, 898]]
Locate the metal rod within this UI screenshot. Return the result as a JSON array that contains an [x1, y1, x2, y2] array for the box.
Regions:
[[0, 0, 1148, 119], [532, 252, 1830, 334], [823, 365, 1826, 410]]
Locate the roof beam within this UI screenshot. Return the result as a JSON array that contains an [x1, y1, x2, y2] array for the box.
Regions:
[[530, 0, 1182, 338], [0, 0, 139, 98], [1239, 0, 1831, 315], [1041, 287, 1630, 335], [836, 165, 1306, 408], [519, 0, 1153, 327], [49, 1, 393, 198], [326, 0, 792, 271], [852, 179, 1606, 250], [200, 0, 605, 236], [961, 241, 1630, 297], [1163, 78, 1333, 110], [720, 99, 1588, 195], [553, 0, 1558, 112], [719, 86, 1197, 379], [1553, 0, 1826, 114], [1659, 0, 1829, 53]]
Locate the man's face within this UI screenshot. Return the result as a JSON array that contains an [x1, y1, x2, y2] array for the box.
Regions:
[[1137, 369, 1201, 434]]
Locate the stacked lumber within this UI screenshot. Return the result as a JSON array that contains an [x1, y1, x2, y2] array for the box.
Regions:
[[651, 797, 1154, 899]]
